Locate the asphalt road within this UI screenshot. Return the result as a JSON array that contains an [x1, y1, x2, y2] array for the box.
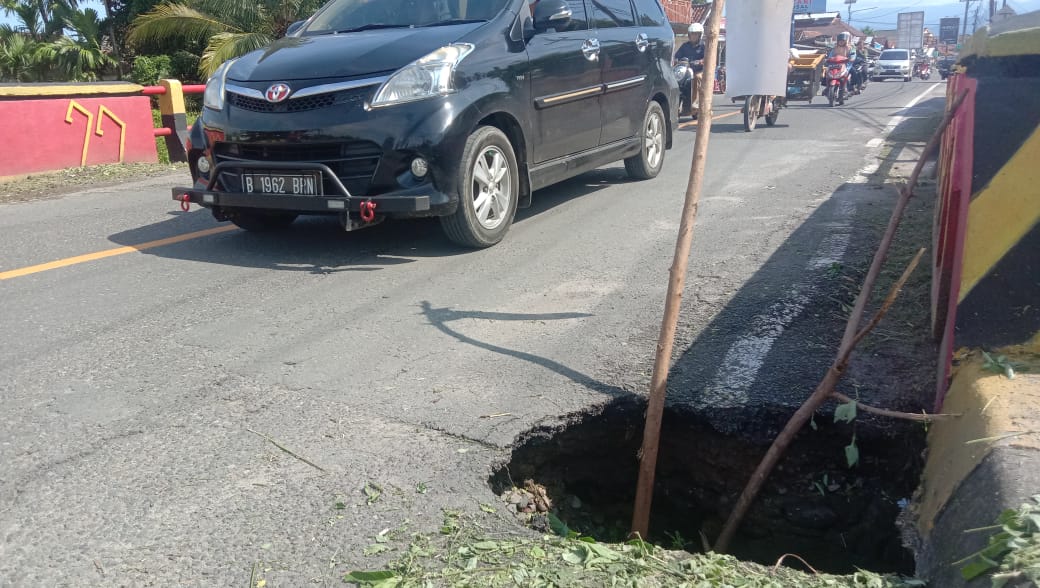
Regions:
[[0, 78, 947, 585]]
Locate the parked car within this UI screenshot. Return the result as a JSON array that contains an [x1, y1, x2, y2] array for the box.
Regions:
[[173, 0, 679, 248], [872, 48, 912, 82]]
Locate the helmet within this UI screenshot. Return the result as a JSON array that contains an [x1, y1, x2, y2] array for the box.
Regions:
[[837, 32, 850, 43], [688, 23, 703, 34]]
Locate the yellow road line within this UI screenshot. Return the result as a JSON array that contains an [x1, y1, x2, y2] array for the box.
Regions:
[[0, 225, 237, 281], [679, 110, 742, 129]]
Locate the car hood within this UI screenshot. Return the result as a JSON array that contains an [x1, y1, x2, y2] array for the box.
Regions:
[[228, 23, 483, 82], [878, 59, 909, 66]]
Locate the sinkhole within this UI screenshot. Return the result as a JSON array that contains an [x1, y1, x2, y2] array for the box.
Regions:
[[489, 399, 921, 575]]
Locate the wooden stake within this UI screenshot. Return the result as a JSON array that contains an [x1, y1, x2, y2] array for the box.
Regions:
[[714, 90, 970, 553], [630, 0, 727, 540]]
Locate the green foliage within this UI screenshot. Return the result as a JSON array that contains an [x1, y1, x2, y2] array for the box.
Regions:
[[128, 0, 324, 77], [130, 53, 171, 84], [834, 401, 858, 424], [345, 509, 922, 588], [0, 3, 116, 81], [958, 495, 1040, 585], [982, 351, 1022, 380]]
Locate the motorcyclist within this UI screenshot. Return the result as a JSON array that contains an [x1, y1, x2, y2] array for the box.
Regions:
[[674, 23, 706, 116], [851, 39, 867, 94], [827, 32, 856, 96]]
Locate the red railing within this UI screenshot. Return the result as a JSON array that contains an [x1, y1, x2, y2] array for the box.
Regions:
[[145, 83, 205, 138]]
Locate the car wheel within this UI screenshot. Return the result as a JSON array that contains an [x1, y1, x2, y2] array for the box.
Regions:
[[228, 210, 298, 232], [904, 76, 911, 82], [440, 126, 519, 248], [625, 101, 666, 180]]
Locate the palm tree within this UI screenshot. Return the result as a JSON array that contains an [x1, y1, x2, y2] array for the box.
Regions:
[[862, 26, 876, 36], [45, 6, 117, 80], [0, 31, 48, 80], [129, 0, 322, 77]]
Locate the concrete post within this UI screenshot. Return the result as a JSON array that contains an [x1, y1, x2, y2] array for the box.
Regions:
[[158, 79, 188, 163]]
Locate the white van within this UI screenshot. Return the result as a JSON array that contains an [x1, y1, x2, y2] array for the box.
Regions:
[[874, 49, 912, 82]]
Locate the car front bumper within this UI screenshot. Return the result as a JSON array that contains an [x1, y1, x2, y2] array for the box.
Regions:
[[173, 161, 439, 218]]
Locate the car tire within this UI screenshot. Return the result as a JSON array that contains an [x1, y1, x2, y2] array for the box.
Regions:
[[904, 76, 911, 82], [440, 126, 519, 248], [625, 101, 666, 180], [228, 210, 298, 232]]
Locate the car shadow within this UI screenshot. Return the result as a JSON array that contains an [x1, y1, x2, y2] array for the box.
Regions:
[[107, 168, 618, 271]]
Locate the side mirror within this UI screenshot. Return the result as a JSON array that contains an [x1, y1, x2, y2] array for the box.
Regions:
[[286, 20, 305, 36], [533, 0, 572, 32]]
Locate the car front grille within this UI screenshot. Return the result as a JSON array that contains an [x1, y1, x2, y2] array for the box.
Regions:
[[227, 86, 372, 114], [213, 141, 382, 196]]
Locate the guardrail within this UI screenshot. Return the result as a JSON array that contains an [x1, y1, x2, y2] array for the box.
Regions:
[[141, 80, 205, 163]]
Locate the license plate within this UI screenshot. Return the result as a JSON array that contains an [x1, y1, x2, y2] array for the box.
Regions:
[[241, 171, 321, 195]]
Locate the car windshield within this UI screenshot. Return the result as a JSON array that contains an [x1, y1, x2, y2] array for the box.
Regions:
[[880, 50, 909, 61], [303, 0, 509, 33]]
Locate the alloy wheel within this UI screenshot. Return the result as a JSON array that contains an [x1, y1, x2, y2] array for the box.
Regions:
[[471, 146, 512, 231]]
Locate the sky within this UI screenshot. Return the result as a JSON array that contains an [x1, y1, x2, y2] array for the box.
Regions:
[[833, 0, 1040, 32], [3, 0, 1039, 35]]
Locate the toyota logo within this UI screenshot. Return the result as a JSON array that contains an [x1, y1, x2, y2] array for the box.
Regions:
[[265, 83, 291, 103]]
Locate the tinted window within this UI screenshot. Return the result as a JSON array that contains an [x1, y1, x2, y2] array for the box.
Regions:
[[560, 0, 589, 31], [590, 0, 636, 29], [633, 0, 666, 26], [880, 50, 909, 60]]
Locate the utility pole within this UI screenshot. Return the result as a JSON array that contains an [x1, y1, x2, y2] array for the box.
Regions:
[[961, 0, 972, 39]]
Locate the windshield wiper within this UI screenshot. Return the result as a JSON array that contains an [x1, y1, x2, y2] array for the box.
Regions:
[[421, 19, 487, 27]]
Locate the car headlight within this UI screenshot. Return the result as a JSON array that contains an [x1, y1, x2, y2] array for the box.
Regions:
[[371, 44, 474, 108], [203, 60, 235, 111]]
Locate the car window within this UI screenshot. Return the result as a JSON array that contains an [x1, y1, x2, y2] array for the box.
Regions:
[[589, 0, 636, 29], [633, 0, 667, 27], [529, 0, 589, 32], [305, 0, 510, 33], [880, 50, 909, 61]]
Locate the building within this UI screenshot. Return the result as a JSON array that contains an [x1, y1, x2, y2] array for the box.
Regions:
[[793, 12, 866, 47]]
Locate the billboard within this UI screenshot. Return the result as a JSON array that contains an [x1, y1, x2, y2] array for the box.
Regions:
[[940, 17, 960, 44], [896, 11, 925, 49], [793, 0, 827, 14]]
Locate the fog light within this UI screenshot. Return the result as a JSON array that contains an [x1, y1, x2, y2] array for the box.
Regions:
[[410, 157, 429, 178], [197, 156, 211, 174]]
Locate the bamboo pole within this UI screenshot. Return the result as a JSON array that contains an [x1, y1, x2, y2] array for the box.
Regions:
[[630, 0, 727, 540], [714, 90, 970, 553]]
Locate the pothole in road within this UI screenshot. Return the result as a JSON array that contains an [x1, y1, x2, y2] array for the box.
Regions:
[[489, 398, 920, 575]]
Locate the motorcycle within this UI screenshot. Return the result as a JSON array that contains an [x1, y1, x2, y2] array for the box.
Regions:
[[822, 55, 851, 107], [742, 94, 784, 132], [913, 60, 932, 80], [851, 58, 868, 94], [673, 58, 697, 118]]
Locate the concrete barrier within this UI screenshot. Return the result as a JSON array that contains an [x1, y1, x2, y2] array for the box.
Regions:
[[918, 10, 1040, 586], [0, 80, 201, 177]]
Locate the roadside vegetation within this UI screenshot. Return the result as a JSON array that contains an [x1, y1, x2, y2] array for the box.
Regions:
[[342, 509, 923, 588], [2, 0, 320, 84]]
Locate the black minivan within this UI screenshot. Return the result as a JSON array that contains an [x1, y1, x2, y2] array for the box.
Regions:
[[174, 0, 678, 247]]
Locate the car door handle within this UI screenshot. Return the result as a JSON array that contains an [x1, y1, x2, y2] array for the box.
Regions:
[[635, 33, 649, 53], [581, 38, 600, 62]]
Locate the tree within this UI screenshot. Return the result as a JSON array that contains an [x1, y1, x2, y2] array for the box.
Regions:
[[47, 7, 118, 80], [1, 1, 116, 81], [129, 0, 322, 78], [862, 26, 876, 36]]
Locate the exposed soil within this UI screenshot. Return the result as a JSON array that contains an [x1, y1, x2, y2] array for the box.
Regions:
[[491, 398, 919, 576]]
